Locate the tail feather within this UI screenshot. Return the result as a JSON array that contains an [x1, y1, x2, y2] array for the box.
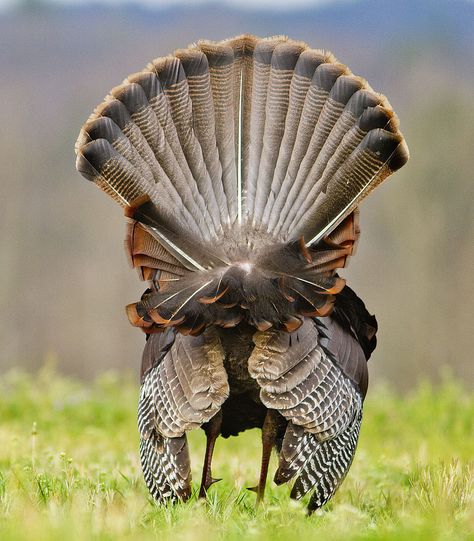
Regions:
[[301, 129, 408, 244], [76, 138, 159, 209], [111, 82, 194, 222], [76, 33, 409, 292], [131, 68, 216, 242], [176, 48, 227, 230], [263, 48, 328, 227], [232, 35, 257, 215], [270, 61, 348, 235], [277, 74, 365, 235], [311, 104, 396, 203], [304, 89, 382, 199], [124, 73, 198, 217], [285, 90, 385, 237], [245, 36, 288, 219], [252, 41, 306, 224], [150, 56, 217, 239], [198, 41, 239, 224]]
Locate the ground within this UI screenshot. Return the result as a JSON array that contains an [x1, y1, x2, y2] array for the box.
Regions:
[[0, 367, 473, 541]]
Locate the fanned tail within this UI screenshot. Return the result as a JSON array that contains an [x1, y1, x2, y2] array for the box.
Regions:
[[76, 34, 408, 277]]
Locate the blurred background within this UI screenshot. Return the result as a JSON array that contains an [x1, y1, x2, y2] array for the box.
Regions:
[[0, 0, 472, 388]]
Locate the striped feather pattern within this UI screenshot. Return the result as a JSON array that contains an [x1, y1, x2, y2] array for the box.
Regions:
[[291, 407, 362, 511], [139, 432, 191, 503], [76, 34, 408, 273], [249, 318, 360, 441], [138, 327, 228, 502], [138, 328, 229, 439], [250, 317, 364, 509], [274, 422, 315, 485]]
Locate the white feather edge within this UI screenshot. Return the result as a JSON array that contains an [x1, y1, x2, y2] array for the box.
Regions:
[[305, 141, 408, 246], [237, 65, 243, 226], [145, 225, 206, 271]]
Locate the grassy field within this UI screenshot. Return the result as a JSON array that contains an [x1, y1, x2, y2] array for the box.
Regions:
[[0, 368, 473, 541]]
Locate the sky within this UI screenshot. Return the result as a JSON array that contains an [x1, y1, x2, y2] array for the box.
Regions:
[[1, 0, 473, 12], [1, 0, 473, 13], [0, 0, 355, 13]]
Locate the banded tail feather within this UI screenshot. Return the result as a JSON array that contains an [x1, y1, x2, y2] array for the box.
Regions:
[[75, 34, 408, 511], [75, 34, 408, 275]]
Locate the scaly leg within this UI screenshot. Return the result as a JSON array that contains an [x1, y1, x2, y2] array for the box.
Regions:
[[248, 409, 279, 504], [199, 410, 222, 498]]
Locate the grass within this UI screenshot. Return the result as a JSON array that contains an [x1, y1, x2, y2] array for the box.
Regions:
[[0, 367, 473, 541]]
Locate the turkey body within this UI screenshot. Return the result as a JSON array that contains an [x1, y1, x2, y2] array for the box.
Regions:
[[138, 282, 375, 510], [75, 34, 408, 510], [218, 324, 267, 438], [213, 287, 374, 441]]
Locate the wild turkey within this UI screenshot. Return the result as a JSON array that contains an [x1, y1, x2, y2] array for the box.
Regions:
[[75, 34, 408, 511]]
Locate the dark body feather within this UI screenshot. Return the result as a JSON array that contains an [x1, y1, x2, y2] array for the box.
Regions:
[[75, 34, 408, 510], [218, 324, 267, 438], [216, 286, 373, 438]]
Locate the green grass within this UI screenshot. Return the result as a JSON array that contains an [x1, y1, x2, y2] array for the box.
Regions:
[[0, 367, 473, 541]]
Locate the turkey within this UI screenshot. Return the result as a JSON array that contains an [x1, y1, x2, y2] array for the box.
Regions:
[[75, 34, 408, 511]]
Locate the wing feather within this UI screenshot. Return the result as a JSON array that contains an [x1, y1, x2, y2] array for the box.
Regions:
[[138, 327, 228, 502], [249, 317, 365, 509]]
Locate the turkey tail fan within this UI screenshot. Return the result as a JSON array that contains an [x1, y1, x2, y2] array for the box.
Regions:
[[76, 34, 407, 275]]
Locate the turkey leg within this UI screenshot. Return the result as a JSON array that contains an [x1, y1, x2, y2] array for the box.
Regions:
[[248, 409, 279, 504], [199, 410, 222, 498]]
